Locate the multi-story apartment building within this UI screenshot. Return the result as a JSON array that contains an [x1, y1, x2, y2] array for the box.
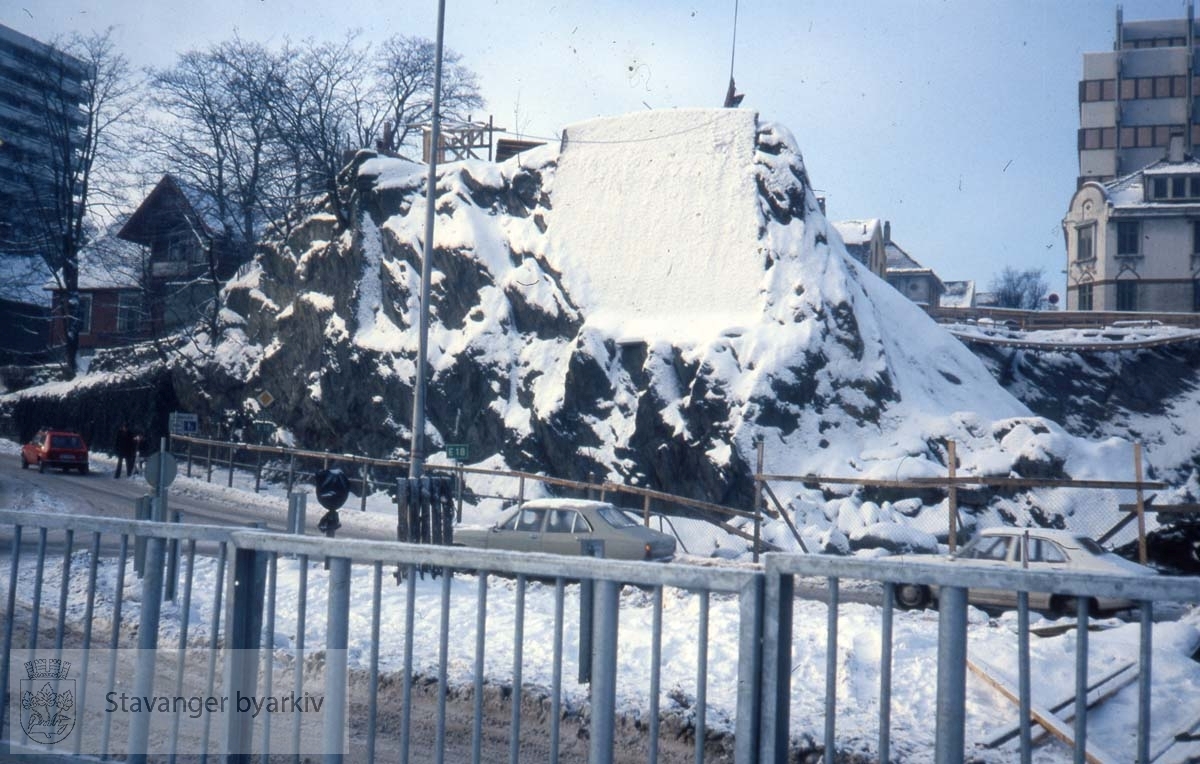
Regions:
[[0, 23, 88, 256], [1069, 7, 1200, 312]]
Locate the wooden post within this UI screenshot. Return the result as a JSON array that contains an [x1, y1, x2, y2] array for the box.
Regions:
[[643, 494, 651, 527], [456, 463, 464, 523], [518, 474, 526, 506], [254, 448, 263, 493], [226, 443, 235, 488], [754, 439, 764, 563], [1134, 443, 1147, 565], [947, 440, 958, 554], [360, 462, 369, 512]]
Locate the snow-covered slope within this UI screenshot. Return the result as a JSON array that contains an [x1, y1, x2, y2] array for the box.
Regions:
[[30, 108, 1173, 553]]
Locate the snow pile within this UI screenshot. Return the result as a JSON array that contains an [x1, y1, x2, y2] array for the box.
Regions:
[[546, 109, 764, 339]]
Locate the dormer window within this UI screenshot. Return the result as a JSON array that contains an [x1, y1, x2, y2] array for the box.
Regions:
[[1147, 172, 1200, 201]]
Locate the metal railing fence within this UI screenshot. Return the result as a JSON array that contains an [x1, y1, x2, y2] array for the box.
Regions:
[[0, 508, 762, 763], [4, 507, 1198, 764]]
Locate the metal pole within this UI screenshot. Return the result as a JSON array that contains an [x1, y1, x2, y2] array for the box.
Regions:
[[1074, 598, 1090, 764], [128, 533, 166, 762], [934, 586, 968, 764], [588, 577, 620, 764], [324, 556, 351, 763], [409, 0, 447, 480], [1138, 601, 1153, 764], [823, 578, 838, 764]]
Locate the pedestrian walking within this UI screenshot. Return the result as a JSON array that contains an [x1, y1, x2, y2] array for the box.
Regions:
[[114, 424, 136, 478]]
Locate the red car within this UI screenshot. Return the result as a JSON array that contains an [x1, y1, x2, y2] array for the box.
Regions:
[[21, 430, 90, 474]]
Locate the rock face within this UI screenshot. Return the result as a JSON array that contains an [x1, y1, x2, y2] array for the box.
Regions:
[[192, 109, 1142, 533], [7, 109, 1182, 549], [973, 341, 1200, 483]]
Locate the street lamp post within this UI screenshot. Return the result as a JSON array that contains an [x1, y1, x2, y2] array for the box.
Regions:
[[409, 0, 447, 480]]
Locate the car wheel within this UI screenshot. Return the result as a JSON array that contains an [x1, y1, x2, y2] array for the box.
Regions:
[[21, 454, 28, 469], [79, 464, 89, 475], [1052, 595, 1097, 618], [895, 583, 930, 610], [38, 460, 46, 474]]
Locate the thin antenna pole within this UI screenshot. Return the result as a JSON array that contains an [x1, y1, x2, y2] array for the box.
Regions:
[[410, 0, 447, 480], [729, 0, 739, 80]]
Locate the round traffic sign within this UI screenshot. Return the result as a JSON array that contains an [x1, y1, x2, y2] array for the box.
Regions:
[[145, 452, 178, 489]]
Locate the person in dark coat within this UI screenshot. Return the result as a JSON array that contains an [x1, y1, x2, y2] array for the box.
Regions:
[[114, 424, 136, 478]]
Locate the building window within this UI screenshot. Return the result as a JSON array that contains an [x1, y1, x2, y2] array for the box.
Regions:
[[1194, 280, 1200, 312], [1119, 124, 1183, 148], [1081, 79, 1116, 102], [1077, 282, 1094, 311], [1173, 176, 1188, 197], [117, 293, 141, 334], [1193, 221, 1200, 254], [1117, 221, 1140, 256], [1076, 225, 1094, 261], [1079, 127, 1117, 150], [76, 293, 92, 335], [1153, 177, 1169, 199], [1117, 280, 1138, 311]]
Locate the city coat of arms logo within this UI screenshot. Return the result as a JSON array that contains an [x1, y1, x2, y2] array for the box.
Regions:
[[20, 658, 75, 745]]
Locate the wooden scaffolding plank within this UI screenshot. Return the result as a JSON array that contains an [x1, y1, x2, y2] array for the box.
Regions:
[[968, 658, 1123, 764], [984, 661, 1136, 748]]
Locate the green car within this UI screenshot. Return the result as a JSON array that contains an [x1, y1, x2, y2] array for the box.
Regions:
[[455, 499, 677, 561]]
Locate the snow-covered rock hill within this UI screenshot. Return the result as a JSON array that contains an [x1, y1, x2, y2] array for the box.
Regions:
[[172, 107, 1157, 549]]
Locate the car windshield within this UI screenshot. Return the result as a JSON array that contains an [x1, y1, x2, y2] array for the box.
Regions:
[[50, 435, 83, 449], [597, 507, 637, 528]]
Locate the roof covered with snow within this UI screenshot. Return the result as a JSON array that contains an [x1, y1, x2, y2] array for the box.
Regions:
[[0, 254, 54, 305], [884, 239, 932, 274], [831, 219, 880, 245]]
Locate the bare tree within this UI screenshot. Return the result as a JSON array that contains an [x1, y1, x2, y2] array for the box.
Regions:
[[370, 35, 484, 157], [267, 34, 368, 225], [990, 266, 1050, 310], [146, 37, 288, 251], [145, 30, 485, 243], [13, 29, 137, 378]]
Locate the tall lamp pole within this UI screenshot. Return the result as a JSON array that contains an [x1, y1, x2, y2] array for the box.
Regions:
[[409, 0, 447, 479]]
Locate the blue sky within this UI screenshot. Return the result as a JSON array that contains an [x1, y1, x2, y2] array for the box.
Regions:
[[5, 0, 1195, 295]]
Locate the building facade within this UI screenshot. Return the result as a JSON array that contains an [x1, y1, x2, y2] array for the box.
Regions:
[[831, 219, 888, 278], [47, 174, 247, 350], [1077, 5, 1200, 188], [0, 23, 88, 256], [885, 235, 944, 307], [1063, 142, 1200, 313]]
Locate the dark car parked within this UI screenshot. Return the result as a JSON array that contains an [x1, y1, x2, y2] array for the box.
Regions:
[[21, 430, 90, 474]]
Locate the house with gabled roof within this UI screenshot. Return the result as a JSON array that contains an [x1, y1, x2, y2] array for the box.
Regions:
[[831, 218, 887, 278], [884, 228, 945, 307], [46, 174, 252, 352]]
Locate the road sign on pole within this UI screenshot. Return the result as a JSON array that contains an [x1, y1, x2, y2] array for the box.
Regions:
[[445, 444, 469, 461]]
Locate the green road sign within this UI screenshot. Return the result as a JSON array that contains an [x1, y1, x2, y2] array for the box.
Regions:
[[446, 444, 469, 461]]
